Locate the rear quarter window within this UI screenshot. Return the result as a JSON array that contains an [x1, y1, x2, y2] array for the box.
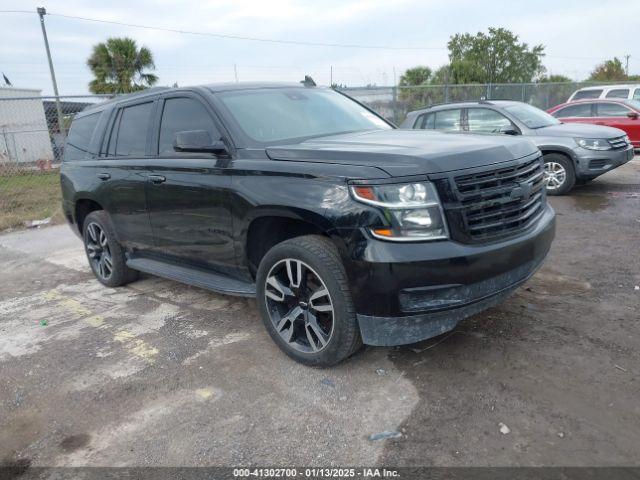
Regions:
[[573, 90, 603, 100], [416, 113, 435, 129], [64, 112, 102, 161]]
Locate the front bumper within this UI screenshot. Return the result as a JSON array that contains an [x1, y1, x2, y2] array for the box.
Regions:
[[345, 205, 555, 346], [574, 145, 634, 179]]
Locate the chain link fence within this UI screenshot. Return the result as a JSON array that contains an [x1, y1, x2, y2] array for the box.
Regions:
[[0, 92, 113, 230], [0, 81, 626, 231], [339, 81, 615, 124]]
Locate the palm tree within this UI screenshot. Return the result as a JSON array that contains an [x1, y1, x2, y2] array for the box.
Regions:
[[87, 37, 158, 94]]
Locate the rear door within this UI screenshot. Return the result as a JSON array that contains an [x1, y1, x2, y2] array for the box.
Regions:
[[95, 100, 156, 250], [145, 93, 235, 271]]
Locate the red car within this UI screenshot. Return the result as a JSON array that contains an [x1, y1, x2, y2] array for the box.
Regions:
[[548, 99, 640, 150]]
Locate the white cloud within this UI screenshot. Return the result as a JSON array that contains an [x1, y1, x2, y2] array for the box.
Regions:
[[0, 0, 638, 94]]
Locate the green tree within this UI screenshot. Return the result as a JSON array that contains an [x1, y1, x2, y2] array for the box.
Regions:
[[589, 57, 626, 81], [87, 37, 158, 94], [538, 74, 572, 83], [429, 65, 450, 85], [447, 27, 545, 83], [398, 66, 432, 87], [397, 66, 436, 109]]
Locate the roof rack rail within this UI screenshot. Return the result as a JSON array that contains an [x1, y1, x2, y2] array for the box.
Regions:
[[416, 99, 495, 110]]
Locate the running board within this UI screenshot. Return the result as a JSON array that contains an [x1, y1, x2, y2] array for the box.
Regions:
[[126, 257, 256, 297]]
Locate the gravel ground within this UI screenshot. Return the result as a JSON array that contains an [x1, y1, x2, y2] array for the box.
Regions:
[[1, 160, 638, 469]]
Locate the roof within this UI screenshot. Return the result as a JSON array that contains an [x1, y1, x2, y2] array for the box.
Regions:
[[205, 82, 305, 92], [79, 82, 312, 116], [576, 84, 640, 90], [0, 86, 43, 98], [550, 98, 640, 111], [407, 99, 525, 115], [79, 87, 170, 115]]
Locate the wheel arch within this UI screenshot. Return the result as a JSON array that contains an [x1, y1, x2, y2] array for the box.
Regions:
[[539, 147, 577, 167], [243, 207, 337, 278], [74, 197, 105, 233]]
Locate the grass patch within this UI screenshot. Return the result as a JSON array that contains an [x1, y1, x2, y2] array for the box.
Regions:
[[0, 170, 64, 231]]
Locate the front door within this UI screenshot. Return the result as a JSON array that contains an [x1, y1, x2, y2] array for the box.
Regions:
[[145, 94, 235, 271], [594, 102, 640, 147]]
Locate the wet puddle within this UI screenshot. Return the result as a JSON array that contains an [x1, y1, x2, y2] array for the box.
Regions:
[[571, 194, 610, 212]]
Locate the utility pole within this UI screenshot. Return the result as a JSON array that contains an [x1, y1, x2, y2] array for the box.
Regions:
[[330, 66, 333, 86], [233, 64, 238, 82], [37, 7, 65, 137], [624, 54, 631, 77]]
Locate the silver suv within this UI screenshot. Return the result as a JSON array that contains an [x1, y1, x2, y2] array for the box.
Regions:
[[401, 100, 634, 195]]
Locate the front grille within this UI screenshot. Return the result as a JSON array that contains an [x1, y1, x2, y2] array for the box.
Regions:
[[609, 136, 629, 150], [439, 155, 546, 243]]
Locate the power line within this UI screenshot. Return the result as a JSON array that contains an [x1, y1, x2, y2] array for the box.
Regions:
[[0, 9, 635, 63], [0, 10, 444, 51]]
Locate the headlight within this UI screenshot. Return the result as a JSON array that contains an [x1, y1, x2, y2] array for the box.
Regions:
[[575, 138, 612, 151], [350, 181, 448, 241]]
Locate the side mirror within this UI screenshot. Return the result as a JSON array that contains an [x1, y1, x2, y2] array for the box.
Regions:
[[500, 126, 520, 135], [173, 130, 228, 155], [627, 111, 639, 120]]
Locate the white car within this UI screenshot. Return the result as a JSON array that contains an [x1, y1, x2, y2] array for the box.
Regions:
[[568, 84, 640, 102]]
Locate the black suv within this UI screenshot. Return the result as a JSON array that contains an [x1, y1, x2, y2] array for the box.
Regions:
[[61, 83, 555, 366]]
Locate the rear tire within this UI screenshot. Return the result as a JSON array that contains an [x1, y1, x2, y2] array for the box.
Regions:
[[82, 210, 138, 287], [543, 153, 575, 196], [256, 235, 362, 367]]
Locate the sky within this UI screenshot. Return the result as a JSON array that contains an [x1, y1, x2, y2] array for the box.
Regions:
[[1, 0, 639, 96]]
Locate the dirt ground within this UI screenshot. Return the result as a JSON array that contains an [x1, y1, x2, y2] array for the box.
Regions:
[[1, 160, 639, 469]]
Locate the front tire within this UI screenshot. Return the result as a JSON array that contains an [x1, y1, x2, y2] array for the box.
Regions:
[[543, 153, 575, 196], [256, 235, 362, 367], [82, 210, 138, 287]]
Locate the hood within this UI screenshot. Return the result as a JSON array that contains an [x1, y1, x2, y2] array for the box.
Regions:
[[266, 129, 539, 177], [536, 123, 626, 139]]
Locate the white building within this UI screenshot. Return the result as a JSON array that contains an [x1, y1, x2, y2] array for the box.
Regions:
[[0, 87, 54, 165]]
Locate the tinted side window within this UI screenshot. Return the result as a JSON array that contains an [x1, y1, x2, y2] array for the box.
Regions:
[[596, 103, 630, 117], [573, 90, 602, 100], [114, 102, 153, 157], [423, 113, 435, 129], [466, 108, 512, 133], [64, 112, 102, 161], [158, 97, 219, 154], [416, 113, 435, 129], [634, 89, 640, 101], [553, 103, 592, 118], [434, 109, 462, 131], [605, 89, 629, 99]]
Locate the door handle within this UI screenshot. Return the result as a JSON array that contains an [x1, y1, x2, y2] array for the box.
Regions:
[[97, 173, 111, 180], [149, 174, 166, 184]]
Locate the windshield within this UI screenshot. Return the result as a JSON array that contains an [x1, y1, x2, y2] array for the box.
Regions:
[[217, 88, 392, 144], [503, 103, 561, 129]]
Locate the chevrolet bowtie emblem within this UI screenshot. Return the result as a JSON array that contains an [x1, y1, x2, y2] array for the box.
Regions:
[[510, 181, 532, 201]]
